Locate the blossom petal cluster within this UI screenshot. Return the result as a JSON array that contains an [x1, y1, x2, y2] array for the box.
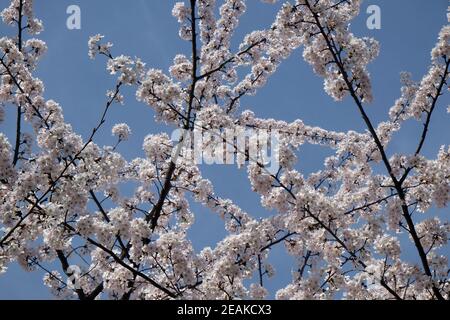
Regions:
[[0, 0, 449, 301]]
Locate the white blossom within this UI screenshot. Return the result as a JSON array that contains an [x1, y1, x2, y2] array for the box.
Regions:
[[0, 0, 448, 301], [112, 123, 131, 141]]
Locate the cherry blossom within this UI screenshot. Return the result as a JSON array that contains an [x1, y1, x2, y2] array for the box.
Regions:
[[0, 0, 449, 301], [112, 123, 131, 141]]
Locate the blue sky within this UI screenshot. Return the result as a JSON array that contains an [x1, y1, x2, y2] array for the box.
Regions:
[[0, 0, 448, 299]]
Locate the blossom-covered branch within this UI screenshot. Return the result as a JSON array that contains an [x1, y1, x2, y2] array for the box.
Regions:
[[0, 0, 449, 300]]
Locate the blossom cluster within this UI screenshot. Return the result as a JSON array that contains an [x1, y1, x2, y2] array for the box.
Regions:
[[0, 0, 449, 301]]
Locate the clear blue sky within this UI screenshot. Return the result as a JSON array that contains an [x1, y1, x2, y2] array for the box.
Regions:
[[0, 0, 448, 299]]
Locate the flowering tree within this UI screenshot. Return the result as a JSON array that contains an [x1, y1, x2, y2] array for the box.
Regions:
[[0, 0, 449, 300]]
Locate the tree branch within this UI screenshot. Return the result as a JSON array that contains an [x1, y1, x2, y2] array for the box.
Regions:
[[304, 0, 445, 300]]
